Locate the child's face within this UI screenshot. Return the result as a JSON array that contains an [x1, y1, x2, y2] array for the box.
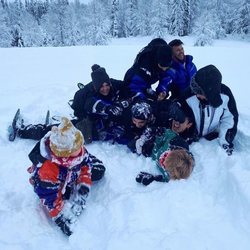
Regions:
[[171, 118, 192, 134], [68, 147, 82, 157]]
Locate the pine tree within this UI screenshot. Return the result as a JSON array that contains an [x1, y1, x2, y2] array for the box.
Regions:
[[0, 3, 11, 47], [169, 0, 191, 36], [86, 0, 110, 45], [110, 0, 119, 38], [150, 0, 169, 38], [137, 0, 152, 36], [124, 0, 139, 37], [236, 0, 250, 35]]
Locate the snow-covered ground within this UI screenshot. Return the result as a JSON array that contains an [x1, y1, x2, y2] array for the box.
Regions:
[[0, 36, 250, 250]]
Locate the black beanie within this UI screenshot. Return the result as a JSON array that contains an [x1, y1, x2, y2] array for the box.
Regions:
[[131, 102, 152, 121], [91, 64, 110, 91], [156, 45, 172, 67], [192, 65, 223, 108]]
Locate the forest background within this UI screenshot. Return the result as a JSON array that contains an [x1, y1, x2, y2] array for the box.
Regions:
[[0, 0, 249, 48]]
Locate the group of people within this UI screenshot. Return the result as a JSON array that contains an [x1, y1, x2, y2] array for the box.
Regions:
[[13, 38, 238, 236]]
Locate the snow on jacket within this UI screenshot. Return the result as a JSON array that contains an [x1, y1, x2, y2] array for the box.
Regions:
[[29, 132, 96, 218], [180, 84, 238, 147], [159, 55, 197, 99]]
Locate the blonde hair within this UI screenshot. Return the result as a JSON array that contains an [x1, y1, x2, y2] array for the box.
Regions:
[[163, 149, 194, 180]]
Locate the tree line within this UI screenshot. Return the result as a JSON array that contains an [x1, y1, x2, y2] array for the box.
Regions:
[[0, 0, 249, 48]]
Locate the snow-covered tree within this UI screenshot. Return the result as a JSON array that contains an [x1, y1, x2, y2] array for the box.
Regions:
[[150, 0, 169, 38], [169, 0, 191, 36], [110, 0, 119, 37], [124, 0, 139, 37], [136, 0, 152, 36], [235, 0, 250, 35], [40, 0, 73, 46], [86, 0, 110, 45], [0, 4, 11, 47]]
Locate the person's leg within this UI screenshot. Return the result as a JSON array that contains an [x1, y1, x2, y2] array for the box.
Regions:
[[18, 124, 53, 140]]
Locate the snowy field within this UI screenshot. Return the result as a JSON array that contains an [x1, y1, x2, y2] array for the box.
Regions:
[[0, 36, 250, 250]]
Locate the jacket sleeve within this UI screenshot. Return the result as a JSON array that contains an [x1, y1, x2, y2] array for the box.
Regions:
[[34, 160, 64, 218], [219, 84, 239, 147], [156, 69, 176, 94], [88, 153, 106, 181], [71, 88, 88, 120], [129, 74, 148, 99], [28, 141, 47, 165]]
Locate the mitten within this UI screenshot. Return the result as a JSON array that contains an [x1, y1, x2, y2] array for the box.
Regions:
[[222, 144, 234, 156], [136, 172, 164, 186], [105, 105, 123, 116], [54, 214, 73, 236]]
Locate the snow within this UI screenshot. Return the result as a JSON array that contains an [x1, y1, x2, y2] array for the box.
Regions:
[[0, 36, 250, 250]]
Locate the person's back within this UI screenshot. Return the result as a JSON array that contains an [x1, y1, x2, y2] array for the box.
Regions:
[[123, 38, 172, 101]]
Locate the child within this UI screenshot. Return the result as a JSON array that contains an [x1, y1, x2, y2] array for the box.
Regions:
[[28, 117, 105, 236], [136, 128, 194, 186]]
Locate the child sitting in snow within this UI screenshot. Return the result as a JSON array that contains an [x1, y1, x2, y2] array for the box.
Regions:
[[136, 128, 195, 186], [27, 117, 105, 236]]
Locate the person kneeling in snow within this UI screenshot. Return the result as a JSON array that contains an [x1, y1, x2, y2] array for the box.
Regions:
[[27, 117, 105, 236], [136, 128, 195, 186]]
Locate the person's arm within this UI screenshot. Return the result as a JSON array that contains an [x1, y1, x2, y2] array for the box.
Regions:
[[219, 84, 239, 153]]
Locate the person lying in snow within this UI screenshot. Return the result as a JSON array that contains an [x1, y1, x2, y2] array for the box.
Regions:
[[27, 117, 105, 236], [177, 64, 239, 156], [127, 99, 196, 155], [136, 128, 195, 186], [10, 64, 128, 144]]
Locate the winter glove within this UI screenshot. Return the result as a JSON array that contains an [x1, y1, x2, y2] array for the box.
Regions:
[[222, 144, 234, 156], [105, 105, 123, 117], [135, 129, 151, 154], [115, 100, 130, 109], [136, 172, 164, 186], [54, 214, 73, 236]]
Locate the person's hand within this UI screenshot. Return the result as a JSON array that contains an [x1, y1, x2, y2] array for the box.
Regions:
[[115, 100, 130, 109], [106, 105, 123, 116], [157, 91, 167, 101], [136, 172, 164, 186], [222, 144, 234, 156], [54, 214, 72, 236]]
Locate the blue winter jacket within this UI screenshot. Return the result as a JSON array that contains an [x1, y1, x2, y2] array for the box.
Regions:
[[157, 55, 197, 99]]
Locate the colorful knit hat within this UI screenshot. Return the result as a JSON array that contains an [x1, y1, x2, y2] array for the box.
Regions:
[[50, 117, 84, 157]]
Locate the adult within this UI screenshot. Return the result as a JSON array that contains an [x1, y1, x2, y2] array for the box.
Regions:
[[123, 38, 172, 101], [179, 64, 238, 155], [14, 64, 128, 144], [159, 39, 197, 100]]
